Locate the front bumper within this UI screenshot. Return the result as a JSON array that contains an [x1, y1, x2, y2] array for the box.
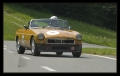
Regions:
[[37, 44, 82, 52]]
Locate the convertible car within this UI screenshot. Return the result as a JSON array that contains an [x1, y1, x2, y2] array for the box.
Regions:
[[15, 18, 82, 57]]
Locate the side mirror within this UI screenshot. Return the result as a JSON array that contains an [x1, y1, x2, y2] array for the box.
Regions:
[[69, 26, 71, 30], [24, 25, 28, 30]]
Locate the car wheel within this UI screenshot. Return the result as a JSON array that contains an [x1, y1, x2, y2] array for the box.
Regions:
[[72, 46, 82, 58], [16, 38, 25, 54], [72, 52, 81, 57], [31, 37, 40, 56], [56, 52, 63, 55]]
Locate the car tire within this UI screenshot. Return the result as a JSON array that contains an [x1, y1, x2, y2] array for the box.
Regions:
[[56, 52, 63, 55], [72, 52, 81, 57], [16, 38, 25, 54], [72, 46, 82, 58], [31, 37, 40, 56]]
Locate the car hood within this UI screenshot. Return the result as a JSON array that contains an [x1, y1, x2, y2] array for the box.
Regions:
[[32, 28, 81, 39]]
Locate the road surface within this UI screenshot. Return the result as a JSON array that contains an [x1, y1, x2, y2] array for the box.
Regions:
[[3, 41, 116, 73]]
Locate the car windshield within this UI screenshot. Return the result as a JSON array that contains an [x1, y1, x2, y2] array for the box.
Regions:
[[30, 19, 69, 28]]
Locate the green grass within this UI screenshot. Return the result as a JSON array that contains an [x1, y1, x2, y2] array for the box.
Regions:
[[65, 20, 116, 48], [82, 48, 116, 56], [4, 18, 22, 40], [3, 3, 116, 49]]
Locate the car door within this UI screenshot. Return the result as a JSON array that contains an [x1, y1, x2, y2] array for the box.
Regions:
[[20, 28, 30, 47], [20, 29, 26, 47], [23, 29, 32, 48]]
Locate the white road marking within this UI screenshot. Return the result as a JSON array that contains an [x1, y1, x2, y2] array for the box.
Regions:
[[84, 54, 116, 60], [4, 45, 6, 48], [21, 56, 31, 60], [4, 45, 7, 50], [41, 66, 56, 72], [7, 51, 15, 53], [4, 48, 7, 50]]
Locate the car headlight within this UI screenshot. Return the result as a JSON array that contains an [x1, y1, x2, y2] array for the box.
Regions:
[[38, 33, 45, 40], [76, 34, 82, 40]]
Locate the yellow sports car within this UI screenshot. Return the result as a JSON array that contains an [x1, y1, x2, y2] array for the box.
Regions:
[[15, 17, 82, 57]]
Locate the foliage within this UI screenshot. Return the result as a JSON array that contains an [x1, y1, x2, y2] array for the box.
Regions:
[[14, 3, 117, 31]]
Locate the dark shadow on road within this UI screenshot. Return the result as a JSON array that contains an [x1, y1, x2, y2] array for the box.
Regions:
[[24, 53, 90, 59], [80, 56, 91, 59]]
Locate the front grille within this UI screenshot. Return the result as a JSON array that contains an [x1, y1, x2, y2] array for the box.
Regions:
[[47, 38, 74, 44], [62, 40, 74, 43]]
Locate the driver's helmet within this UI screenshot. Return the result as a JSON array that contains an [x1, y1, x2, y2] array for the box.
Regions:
[[50, 16, 58, 19], [49, 16, 59, 27]]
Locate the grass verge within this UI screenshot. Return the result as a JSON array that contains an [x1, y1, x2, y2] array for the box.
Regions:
[[82, 48, 116, 56]]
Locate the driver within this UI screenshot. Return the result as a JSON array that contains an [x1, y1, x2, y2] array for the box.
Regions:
[[50, 16, 58, 19], [50, 16, 59, 27]]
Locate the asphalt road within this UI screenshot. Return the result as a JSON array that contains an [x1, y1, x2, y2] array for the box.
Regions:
[[3, 41, 117, 73]]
